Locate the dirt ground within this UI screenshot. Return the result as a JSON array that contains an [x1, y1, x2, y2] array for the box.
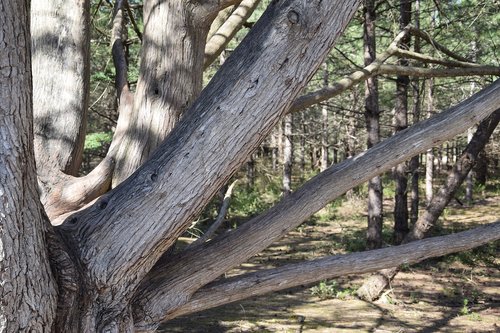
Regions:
[[160, 193, 500, 332]]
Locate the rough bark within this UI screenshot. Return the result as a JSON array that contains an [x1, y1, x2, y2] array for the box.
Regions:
[[0, 1, 58, 329], [55, 0, 362, 328], [131, 80, 500, 328], [363, 0, 383, 249], [357, 109, 500, 300]]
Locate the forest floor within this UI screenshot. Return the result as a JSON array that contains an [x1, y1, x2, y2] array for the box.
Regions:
[[160, 187, 500, 332]]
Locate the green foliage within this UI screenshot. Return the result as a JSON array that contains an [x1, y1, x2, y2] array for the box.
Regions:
[[310, 280, 357, 300], [84, 132, 113, 151]]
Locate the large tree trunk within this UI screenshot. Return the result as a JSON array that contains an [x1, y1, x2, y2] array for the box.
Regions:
[[363, 0, 383, 249], [357, 109, 500, 301], [31, 0, 90, 176], [112, 0, 211, 185], [0, 1, 58, 330]]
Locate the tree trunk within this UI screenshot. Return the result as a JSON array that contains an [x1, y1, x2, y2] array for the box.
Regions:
[[320, 63, 329, 172], [425, 78, 435, 204], [112, 0, 210, 185], [409, 0, 421, 226], [1, 1, 58, 329], [465, 127, 474, 205], [393, 0, 412, 244], [473, 150, 488, 185], [31, 0, 90, 176], [283, 113, 294, 196], [363, 0, 383, 249]]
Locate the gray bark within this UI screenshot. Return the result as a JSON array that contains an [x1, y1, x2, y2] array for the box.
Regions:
[[363, 0, 383, 249], [168, 221, 500, 320], [56, 0, 363, 328], [31, 0, 90, 176], [0, 1, 58, 330]]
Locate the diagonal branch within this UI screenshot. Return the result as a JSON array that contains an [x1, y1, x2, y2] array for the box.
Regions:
[[407, 26, 471, 62], [165, 221, 500, 321], [131, 79, 500, 326], [358, 108, 500, 301], [289, 27, 411, 112], [58, 0, 363, 312]]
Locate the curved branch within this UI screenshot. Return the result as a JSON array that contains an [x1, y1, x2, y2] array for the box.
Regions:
[[164, 221, 500, 320], [189, 180, 239, 247], [42, 157, 115, 222], [204, 0, 262, 69], [407, 26, 471, 63], [132, 79, 500, 325], [289, 27, 411, 112]]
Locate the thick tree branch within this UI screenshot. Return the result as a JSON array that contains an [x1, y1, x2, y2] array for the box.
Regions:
[[204, 0, 261, 69], [165, 221, 500, 320], [206, 3, 240, 42], [59, 0, 362, 314], [132, 80, 500, 326]]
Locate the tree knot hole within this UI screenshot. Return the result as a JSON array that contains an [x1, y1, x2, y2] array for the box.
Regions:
[[98, 200, 108, 210], [287, 10, 299, 24], [150, 173, 158, 182]]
